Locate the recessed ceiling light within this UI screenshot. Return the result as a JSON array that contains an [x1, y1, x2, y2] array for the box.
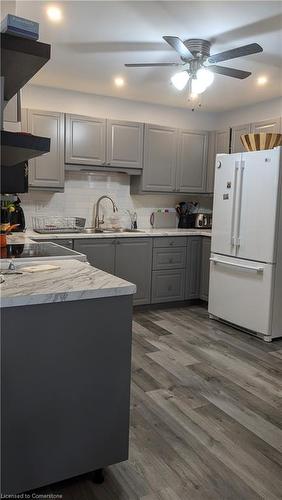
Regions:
[[257, 76, 268, 86], [114, 77, 125, 87], [47, 5, 62, 22]]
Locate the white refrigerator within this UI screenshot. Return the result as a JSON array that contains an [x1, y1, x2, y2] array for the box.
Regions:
[[209, 146, 282, 341]]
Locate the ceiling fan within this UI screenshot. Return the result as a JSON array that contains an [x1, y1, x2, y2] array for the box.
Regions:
[[125, 37, 263, 95]]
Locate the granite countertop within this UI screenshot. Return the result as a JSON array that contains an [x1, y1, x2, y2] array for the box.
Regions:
[[25, 228, 212, 240], [0, 259, 136, 308]]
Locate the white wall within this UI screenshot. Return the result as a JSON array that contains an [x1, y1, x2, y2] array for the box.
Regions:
[[217, 96, 282, 129], [22, 84, 218, 131]]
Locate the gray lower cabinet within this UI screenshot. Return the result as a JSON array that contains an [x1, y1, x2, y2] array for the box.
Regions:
[[200, 237, 211, 301], [185, 237, 202, 299], [22, 109, 65, 190], [73, 239, 116, 274], [153, 247, 186, 270], [115, 238, 152, 305], [73, 237, 152, 305], [151, 269, 185, 303], [177, 130, 208, 192]]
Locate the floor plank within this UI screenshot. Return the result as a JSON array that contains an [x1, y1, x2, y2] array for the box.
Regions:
[[32, 304, 282, 499]]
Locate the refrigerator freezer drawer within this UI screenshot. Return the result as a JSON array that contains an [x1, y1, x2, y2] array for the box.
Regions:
[[208, 254, 274, 336]]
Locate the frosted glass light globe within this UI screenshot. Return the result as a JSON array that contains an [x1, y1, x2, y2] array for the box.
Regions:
[[171, 71, 190, 91], [196, 68, 214, 88]]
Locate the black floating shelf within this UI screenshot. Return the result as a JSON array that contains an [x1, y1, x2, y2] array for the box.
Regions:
[[1, 33, 51, 101], [1, 130, 51, 167]]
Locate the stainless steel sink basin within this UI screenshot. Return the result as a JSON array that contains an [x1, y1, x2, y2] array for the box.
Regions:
[[81, 228, 144, 234]]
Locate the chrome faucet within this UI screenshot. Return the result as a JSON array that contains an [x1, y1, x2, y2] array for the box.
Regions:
[[94, 196, 118, 232]]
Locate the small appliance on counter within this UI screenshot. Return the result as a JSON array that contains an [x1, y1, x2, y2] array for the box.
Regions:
[[195, 213, 212, 229], [176, 202, 198, 228], [150, 210, 177, 229]]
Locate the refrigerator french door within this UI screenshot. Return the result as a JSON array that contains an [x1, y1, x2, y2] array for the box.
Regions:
[[209, 147, 282, 340], [211, 148, 280, 263]]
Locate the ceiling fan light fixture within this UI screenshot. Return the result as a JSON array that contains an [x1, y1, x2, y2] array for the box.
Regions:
[[196, 68, 214, 88], [171, 71, 190, 91], [191, 77, 206, 95]]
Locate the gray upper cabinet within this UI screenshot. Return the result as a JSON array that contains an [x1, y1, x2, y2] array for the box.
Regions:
[[231, 124, 251, 153], [215, 129, 230, 155], [22, 109, 64, 190], [206, 129, 230, 193], [250, 117, 281, 134], [177, 130, 208, 192], [106, 120, 143, 169], [65, 114, 106, 165], [115, 238, 152, 305], [73, 239, 116, 274], [141, 124, 178, 192]]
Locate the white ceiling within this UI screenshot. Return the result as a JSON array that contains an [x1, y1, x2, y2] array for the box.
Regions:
[[16, 1, 282, 111]]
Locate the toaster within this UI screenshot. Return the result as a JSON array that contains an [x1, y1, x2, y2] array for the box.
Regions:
[[195, 213, 212, 229]]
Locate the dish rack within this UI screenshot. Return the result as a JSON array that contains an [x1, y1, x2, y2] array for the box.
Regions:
[[32, 216, 86, 234]]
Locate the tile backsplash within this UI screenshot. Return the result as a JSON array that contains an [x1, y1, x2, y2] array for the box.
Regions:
[[20, 172, 212, 229]]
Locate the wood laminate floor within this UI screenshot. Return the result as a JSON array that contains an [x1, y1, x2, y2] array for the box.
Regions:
[[35, 305, 282, 500]]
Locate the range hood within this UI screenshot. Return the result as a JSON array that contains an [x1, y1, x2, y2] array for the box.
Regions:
[[65, 163, 142, 176]]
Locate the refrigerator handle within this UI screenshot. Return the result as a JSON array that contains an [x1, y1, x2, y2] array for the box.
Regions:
[[210, 258, 264, 273], [234, 161, 245, 248], [231, 162, 240, 246]]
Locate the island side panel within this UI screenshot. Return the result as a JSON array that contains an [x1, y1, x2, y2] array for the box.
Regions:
[[1, 295, 133, 494]]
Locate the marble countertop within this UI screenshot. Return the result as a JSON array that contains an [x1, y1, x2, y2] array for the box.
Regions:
[[26, 228, 212, 240], [0, 259, 136, 308]]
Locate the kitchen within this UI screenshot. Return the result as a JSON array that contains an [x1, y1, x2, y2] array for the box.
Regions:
[[1, 1, 282, 498]]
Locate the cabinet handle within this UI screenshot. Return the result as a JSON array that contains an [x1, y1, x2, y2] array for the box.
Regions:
[[107, 162, 111, 166], [169, 258, 173, 264], [169, 242, 174, 246]]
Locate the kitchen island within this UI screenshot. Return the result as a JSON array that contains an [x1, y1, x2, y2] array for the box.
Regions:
[[1, 253, 136, 494]]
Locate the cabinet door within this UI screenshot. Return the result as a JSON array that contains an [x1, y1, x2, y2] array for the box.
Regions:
[[106, 120, 144, 169], [177, 130, 208, 193], [215, 129, 230, 155], [142, 124, 177, 191], [251, 118, 281, 134], [65, 114, 106, 165], [115, 238, 152, 305], [206, 129, 230, 193], [200, 237, 211, 301], [185, 237, 202, 299], [151, 269, 185, 303], [23, 109, 64, 190], [231, 124, 251, 153], [73, 239, 115, 274]]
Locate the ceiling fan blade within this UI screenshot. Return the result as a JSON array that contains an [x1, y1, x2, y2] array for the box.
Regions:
[[163, 36, 193, 60], [208, 43, 263, 64], [208, 65, 251, 79], [125, 62, 181, 67]]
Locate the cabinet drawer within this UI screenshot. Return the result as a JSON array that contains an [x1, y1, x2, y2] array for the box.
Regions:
[[153, 247, 186, 270], [153, 237, 186, 248], [151, 269, 185, 303]]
